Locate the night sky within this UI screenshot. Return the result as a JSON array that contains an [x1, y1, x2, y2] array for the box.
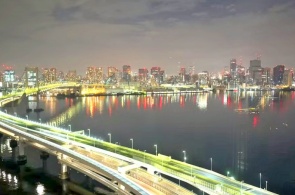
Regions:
[[0, 0, 294, 75]]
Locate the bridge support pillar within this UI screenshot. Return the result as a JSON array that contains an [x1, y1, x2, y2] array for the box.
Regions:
[[17, 139, 27, 176], [61, 180, 68, 195], [9, 139, 18, 162], [60, 163, 69, 180], [40, 151, 49, 173]]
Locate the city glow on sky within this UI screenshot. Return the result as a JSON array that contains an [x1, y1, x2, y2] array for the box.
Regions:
[[0, 0, 294, 75]]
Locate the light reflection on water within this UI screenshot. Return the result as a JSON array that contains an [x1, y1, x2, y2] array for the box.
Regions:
[[1, 91, 295, 194]]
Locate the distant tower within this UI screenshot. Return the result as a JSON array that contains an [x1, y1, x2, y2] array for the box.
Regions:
[[107, 67, 118, 84], [138, 68, 148, 81], [230, 59, 237, 79], [122, 65, 131, 82], [49, 68, 57, 83], [24, 67, 39, 88], [249, 59, 262, 84], [151, 67, 162, 84], [179, 67, 186, 82], [95, 67, 103, 83], [188, 66, 195, 76], [273, 65, 285, 85], [86, 67, 96, 83]]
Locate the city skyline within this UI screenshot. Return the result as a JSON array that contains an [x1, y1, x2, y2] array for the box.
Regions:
[[1, 0, 295, 75]]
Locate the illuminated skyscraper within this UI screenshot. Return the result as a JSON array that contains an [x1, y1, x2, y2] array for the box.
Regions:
[[4, 70, 15, 82], [230, 59, 237, 79], [42, 67, 57, 83], [107, 67, 118, 84], [86, 66, 96, 83], [249, 59, 262, 84], [57, 71, 64, 81], [273, 65, 285, 85], [25, 67, 38, 87], [95, 67, 103, 83], [122, 65, 131, 82], [138, 68, 148, 81], [261, 67, 271, 86], [198, 71, 209, 86], [179, 67, 186, 82], [49, 68, 57, 82], [85, 66, 103, 83], [151, 67, 163, 84], [188, 66, 195, 76], [283, 68, 292, 86], [65, 70, 77, 82]]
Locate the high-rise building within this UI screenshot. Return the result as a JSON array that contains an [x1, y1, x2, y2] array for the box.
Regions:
[[49, 68, 57, 82], [230, 59, 237, 79], [249, 59, 262, 84], [273, 65, 285, 85], [159, 70, 165, 83], [107, 67, 118, 84], [57, 71, 64, 81], [188, 66, 195, 76], [86, 66, 103, 83], [236, 64, 245, 83], [138, 68, 148, 81], [86, 66, 96, 83], [95, 67, 103, 83], [122, 65, 131, 82], [65, 70, 77, 82], [42, 68, 50, 82], [198, 71, 209, 86], [283, 69, 292, 86], [4, 70, 15, 82], [261, 67, 271, 86], [151, 67, 163, 84], [179, 67, 186, 82], [25, 67, 39, 87]]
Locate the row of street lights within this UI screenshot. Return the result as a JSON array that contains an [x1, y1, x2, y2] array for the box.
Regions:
[[6, 114, 272, 192], [106, 133, 215, 168], [12, 118, 269, 192], [25, 119, 271, 192]]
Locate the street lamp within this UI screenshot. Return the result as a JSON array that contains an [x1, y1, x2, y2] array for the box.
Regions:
[[210, 158, 212, 171], [130, 138, 133, 149], [108, 133, 111, 143], [154, 144, 157, 156], [266, 181, 268, 190], [68, 124, 71, 131], [259, 173, 262, 188], [87, 129, 91, 136], [183, 150, 186, 162]]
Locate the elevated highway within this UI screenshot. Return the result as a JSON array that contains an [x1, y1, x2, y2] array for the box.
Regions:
[[0, 111, 278, 195]]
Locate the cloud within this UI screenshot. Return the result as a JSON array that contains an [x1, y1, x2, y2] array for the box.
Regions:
[[268, 1, 295, 13], [0, 0, 295, 75]]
